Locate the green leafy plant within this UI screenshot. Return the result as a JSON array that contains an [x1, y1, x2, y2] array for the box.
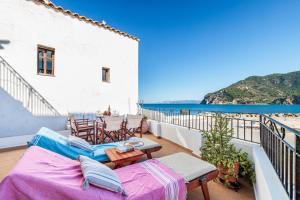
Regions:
[[201, 114, 255, 186]]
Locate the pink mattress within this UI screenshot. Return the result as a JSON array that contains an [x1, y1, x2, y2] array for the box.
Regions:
[[0, 146, 186, 200]]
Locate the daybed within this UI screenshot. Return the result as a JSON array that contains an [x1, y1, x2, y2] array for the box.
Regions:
[[28, 127, 162, 162], [0, 146, 218, 200]]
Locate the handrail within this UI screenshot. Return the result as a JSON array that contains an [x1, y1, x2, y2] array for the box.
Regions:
[[0, 55, 60, 116], [260, 114, 299, 199], [141, 108, 261, 143], [261, 114, 300, 136]]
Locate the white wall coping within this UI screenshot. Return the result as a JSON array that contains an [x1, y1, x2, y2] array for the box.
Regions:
[[252, 146, 289, 200], [0, 134, 35, 149]]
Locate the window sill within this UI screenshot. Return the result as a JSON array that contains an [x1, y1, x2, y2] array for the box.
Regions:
[[37, 73, 55, 77]]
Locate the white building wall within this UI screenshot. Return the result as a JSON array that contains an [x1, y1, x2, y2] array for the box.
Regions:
[[0, 0, 139, 115]]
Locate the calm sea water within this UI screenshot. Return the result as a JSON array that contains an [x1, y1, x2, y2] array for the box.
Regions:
[[141, 104, 300, 114]]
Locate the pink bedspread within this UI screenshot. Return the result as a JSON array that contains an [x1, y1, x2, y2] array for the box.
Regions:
[[0, 146, 186, 200]]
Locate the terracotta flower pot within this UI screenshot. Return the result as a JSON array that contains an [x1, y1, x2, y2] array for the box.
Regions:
[[217, 162, 240, 184], [141, 120, 149, 134]]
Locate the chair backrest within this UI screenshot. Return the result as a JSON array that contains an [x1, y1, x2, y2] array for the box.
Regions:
[[111, 110, 120, 116], [103, 116, 124, 131], [69, 117, 79, 133], [126, 114, 143, 129]]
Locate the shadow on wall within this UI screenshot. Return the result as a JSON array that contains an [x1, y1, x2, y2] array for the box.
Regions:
[[0, 88, 67, 137], [0, 40, 10, 49]]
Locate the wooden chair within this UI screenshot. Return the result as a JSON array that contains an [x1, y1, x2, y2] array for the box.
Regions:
[[69, 117, 95, 143], [125, 114, 144, 139], [98, 116, 125, 144]]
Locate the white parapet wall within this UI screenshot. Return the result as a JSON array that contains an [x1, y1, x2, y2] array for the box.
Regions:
[[160, 122, 203, 155], [148, 119, 202, 154], [147, 119, 289, 200], [0, 88, 67, 140], [0, 134, 35, 149], [253, 146, 289, 200]]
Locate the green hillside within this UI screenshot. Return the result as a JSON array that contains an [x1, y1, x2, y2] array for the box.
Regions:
[[201, 71, 300, 104]]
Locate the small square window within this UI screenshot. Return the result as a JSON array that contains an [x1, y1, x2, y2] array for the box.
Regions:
[[102, 67, 110, 82], [37, 45, 55, 76]]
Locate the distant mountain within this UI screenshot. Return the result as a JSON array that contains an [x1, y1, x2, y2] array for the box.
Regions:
[[156, 100, 201, 104], [201, 71, 300, 105]]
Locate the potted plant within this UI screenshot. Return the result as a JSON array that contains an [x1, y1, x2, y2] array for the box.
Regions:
[[201, 114, 255, 189], [141, 116, 149, 134], [103, 105, 111, 116]]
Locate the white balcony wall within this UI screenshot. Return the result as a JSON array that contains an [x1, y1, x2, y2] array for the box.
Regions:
[[0, 0, 139, 116]]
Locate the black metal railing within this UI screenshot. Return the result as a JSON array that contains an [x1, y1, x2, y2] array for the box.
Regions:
[[260, 115, 300, 200], [141, 108, 261, 143]]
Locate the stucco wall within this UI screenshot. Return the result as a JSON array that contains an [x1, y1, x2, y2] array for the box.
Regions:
[[0, 0, 139, 115], [0, 88, 66, 138]]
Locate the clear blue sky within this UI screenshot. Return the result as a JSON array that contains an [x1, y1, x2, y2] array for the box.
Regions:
[[52, 0, 300, 103]]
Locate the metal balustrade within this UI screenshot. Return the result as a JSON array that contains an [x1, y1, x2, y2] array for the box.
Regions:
[[260, 115, 300, 200], [141, 108, 260, 143], [0, 56, 60, 116]]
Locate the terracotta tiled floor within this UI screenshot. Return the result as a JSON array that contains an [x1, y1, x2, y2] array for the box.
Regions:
[[0, 133, 255, 200]]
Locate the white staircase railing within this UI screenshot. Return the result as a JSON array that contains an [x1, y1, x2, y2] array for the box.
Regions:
[[0, 56, 60, 116]]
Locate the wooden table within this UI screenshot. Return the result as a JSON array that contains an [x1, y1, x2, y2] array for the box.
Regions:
[[105, 148, 145, 168]]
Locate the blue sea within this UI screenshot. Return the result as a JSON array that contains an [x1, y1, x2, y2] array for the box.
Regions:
[[141, 104, 300, 114]]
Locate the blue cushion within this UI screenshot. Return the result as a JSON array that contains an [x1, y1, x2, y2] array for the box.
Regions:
[[79, 155, 127, 196], [28, 127, 119, 161]]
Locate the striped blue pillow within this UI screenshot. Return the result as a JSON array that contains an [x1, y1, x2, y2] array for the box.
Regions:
[[68, 136, 93, 152], [79, 155, 127, 196]]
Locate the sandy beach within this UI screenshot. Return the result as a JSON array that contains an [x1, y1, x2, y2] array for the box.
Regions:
[[230, 114, 300, 131], [144, 110, 300, 147]]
